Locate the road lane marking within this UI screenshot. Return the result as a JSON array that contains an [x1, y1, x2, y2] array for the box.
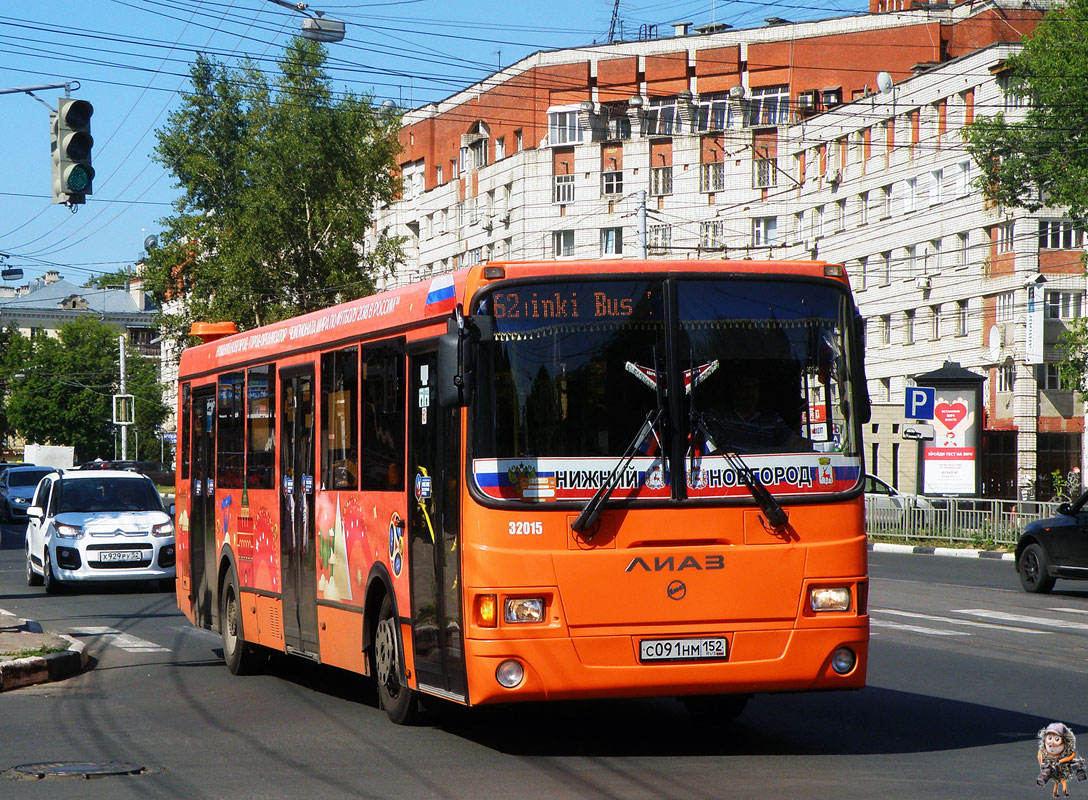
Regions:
[[953, 609, 1088, 631], [870, 619, 969, 637], [66, 626, 169, 653], [872, 608, 1051, 634], [1049, 607, 1088, 616]]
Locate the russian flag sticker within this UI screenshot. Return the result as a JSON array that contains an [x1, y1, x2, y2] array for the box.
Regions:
[[425, 274, 457, 315]]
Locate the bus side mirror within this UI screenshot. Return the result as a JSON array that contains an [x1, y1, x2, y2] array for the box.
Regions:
[[853, 313, 871, 424], [437, 310, 493, 408]]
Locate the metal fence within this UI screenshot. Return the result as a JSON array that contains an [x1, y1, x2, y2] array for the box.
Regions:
[[864, 496, 1064, 548]]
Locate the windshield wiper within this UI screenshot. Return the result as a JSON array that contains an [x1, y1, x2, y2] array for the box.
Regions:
[[692, 411, 790, 535], [573, 350, 667, 536], [571, 406, 665, 535]]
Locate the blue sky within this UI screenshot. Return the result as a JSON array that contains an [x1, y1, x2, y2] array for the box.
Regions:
[[0, 0, 865, 288]]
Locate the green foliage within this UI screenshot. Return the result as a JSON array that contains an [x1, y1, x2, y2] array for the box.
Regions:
[[144, 37, 404, 343], [964, 0, 1088, 220], [84, 268, 134, 289], [1058, 317, 1088, 401], [3, 319, 168, 462]]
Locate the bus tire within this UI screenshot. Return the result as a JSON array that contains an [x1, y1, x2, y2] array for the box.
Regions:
[[372, 594, 423, 725], [682, 693, 750, 721], [220, 567, 259, 675]]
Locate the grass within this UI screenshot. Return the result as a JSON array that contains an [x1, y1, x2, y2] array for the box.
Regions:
[[0, 644, 68, 659]]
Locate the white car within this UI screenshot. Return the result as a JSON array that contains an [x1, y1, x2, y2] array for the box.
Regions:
[[864, 473, 936, 527], [25, 470, 175, 593]]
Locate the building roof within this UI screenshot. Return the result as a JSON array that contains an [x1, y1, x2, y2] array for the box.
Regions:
[[0, 278, 154, 318]]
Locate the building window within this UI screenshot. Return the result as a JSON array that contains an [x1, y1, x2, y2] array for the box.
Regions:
[[956, 300, 968, 336], [753, 157, 777, 188], [464, 248, 482, 267], [905, 309, 915, 344], [856, 256, 868, 291], [700, 220, 725, 250], [515, 129, 523, 151], [858, 192, 869, 226], [752, 216, 778, 246], [956, 161, 970, 196], [881, 185, 892, 219], [1039, 363, 1070, 391], [906, 244, 918, 278], [997, 360, 1015, 392], [553, 174, 575, 204], [601, 227, 623, 257], [600, 101, 631, 139], [455, 202, 464, 228], [881, 315, 891, 346], [435, 164, 443, 185], [553, 230, 574, 258], [998, 222, 1015, 253], [996, 291, 1015, 322], [700, 162, 725, 192], [650, 165, 673, 196], [835, 200, 846, 232], [602, 170, 623, 196], [648, 223, 672, 253], [1046, 291, 1083, 320], [957, 232, 969, 267], [881, 251, 891, 286], [928, 239, 942, 273], [495, 137, 505, 161], [930, 305, 941, 340], [813, 205, 825, 238], [904, 176, 917, 212], [929, 169, 943, 206], [645, 96, 678, 136], [548, 108, 582, 145], [695, 92, 731, 131], [747, 84, 790, 126], [999, 74, 1027, 111], [1039, 220, 1084, 249]]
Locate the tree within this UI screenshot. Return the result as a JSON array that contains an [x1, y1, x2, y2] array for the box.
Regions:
[[5, 319, 168, 462], [964, 0, 1088, 220], [143, 37, 404, 342]]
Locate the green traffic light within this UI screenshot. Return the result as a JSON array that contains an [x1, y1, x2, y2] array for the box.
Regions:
[[66, 164, 91, 192]]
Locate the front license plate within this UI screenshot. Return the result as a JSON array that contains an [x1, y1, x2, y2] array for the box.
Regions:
[[99, 551, 143, 563], [639, 637, 728, 662]]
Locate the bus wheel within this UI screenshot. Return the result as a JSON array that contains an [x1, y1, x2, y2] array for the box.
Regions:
[[373, 594, 423, 725], [682, 693, 750, 721], [221, 568, 259, 675]]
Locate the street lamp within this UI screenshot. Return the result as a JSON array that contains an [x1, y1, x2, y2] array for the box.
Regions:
[[266, 0, 345, 42]]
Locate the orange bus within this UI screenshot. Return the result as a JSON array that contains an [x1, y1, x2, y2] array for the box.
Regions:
[[174, 259, 871, 723]]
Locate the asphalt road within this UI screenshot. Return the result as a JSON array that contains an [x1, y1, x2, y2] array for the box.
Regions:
[[0, 519, 1083, 800]]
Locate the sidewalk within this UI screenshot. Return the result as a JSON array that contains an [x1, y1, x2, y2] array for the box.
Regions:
[[869, 541, 1016, 561], [0, 613, 87, 691]]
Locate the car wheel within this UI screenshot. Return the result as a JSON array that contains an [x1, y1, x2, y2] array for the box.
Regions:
[[372, 594, 423, 725], [220, 567, 259, 675], [25, 545, 42, 587], [682, 693, 750, 721], [43, 549, 63, 594], [1019, 543, 1056, 594]]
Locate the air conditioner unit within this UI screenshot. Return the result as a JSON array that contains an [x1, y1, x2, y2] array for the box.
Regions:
[[826, 167, 841, 185], [915, 275, 931, 289]]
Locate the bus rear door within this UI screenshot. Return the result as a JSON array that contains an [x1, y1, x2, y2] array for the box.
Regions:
[[190, 386, 216, 629]]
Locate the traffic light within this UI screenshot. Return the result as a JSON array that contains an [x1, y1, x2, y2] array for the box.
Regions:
[[51, 97, 94, 205]]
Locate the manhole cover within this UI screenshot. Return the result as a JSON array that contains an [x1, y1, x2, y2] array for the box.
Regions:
[[12, 761, 144, 779]]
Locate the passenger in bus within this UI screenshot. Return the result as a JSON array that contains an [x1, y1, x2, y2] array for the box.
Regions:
[[706, 369, 808, 454]]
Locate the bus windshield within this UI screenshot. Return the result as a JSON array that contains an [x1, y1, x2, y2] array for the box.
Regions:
[[472, 277, 863, 503]]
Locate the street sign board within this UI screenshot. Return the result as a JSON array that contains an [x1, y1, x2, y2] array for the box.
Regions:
[[904, 386, 935, 420]]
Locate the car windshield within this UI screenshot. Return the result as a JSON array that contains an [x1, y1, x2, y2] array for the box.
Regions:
[[56, 478, 163, 513], [9, 469, 51, 487]]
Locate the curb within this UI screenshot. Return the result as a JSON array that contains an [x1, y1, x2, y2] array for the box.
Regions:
[[869, 542, 1016, 561], [0, 629, 88, 692]]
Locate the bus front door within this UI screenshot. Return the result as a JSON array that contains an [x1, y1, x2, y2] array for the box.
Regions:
[[280, 366, 320, 657], [190, 387, 217, 629], [407, 350, 466, 701]]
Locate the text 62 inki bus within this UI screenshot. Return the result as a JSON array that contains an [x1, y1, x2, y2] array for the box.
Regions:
[[174, 259, 871, 724]]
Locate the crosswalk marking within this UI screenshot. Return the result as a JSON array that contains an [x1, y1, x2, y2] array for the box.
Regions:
[[66, 626, 169, 653], [953, 609, 1088, 631], [870, 618, 969, 637], [873, 608, 1051, 634], [1049, 607, 1088, 616]]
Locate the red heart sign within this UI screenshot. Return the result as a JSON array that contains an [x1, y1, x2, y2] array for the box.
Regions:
[[934, 402, 968, 430]]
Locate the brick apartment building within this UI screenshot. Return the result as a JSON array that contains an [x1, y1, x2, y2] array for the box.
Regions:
[[369, 0, 1084, 499]]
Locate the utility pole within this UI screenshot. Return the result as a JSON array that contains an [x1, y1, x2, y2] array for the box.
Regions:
[[637, 190, 648, 259], [119, 334, 127, 460]]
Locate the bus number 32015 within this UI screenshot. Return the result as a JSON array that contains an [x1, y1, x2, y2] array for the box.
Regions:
[[509, 521, 543, 535]]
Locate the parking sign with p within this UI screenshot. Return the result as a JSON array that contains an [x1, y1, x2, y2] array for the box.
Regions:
[[905, 386, 935, 420]]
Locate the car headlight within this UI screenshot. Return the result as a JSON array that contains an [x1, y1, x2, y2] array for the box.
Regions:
[[504, 597, 545, 624], [55, 523, 85, 539], [152, 521, 174, 538], [810, 587, 851, 612]]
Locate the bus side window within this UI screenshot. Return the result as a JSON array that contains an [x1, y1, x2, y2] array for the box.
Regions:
[[246, 365, 276, 490], [321, 347, 359, 491], [361, 343, 405, 491]]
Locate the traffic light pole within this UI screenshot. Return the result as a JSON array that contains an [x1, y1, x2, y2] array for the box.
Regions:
[[0, 82, 77, 110]]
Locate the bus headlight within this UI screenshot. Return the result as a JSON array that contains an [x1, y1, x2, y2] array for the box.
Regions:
[[831, 647, 857, 675], [504, 597, 544, 624], [810, 587, 851, 612]]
